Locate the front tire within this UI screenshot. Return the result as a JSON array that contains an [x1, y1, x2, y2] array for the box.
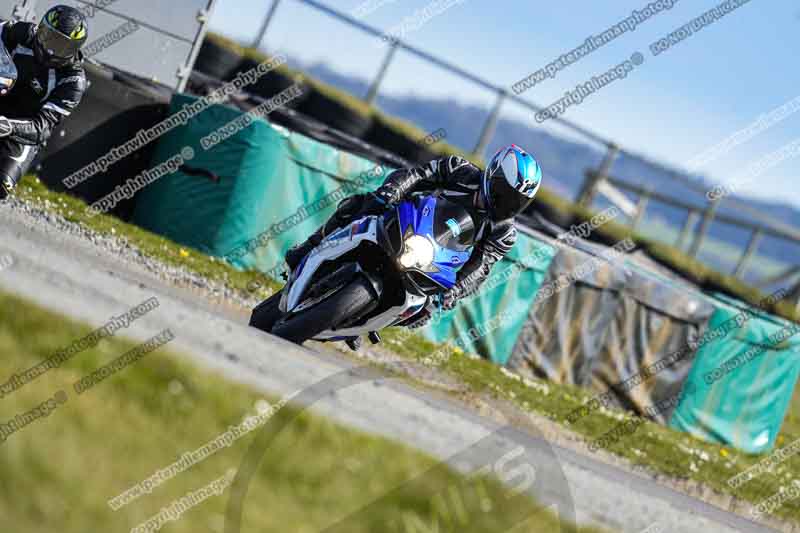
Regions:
[[270, 276, 376, 344], [249, 291, 283, 333]]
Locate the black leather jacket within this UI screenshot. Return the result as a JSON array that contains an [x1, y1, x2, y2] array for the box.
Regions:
[[0, 20, 87, 145], [373, 155, 518, 308]]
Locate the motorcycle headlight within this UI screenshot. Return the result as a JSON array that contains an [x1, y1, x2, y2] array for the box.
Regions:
[[398, 234, 435, 270]]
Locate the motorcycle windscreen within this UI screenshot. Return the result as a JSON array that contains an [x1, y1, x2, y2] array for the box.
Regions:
[[433, 199, 475, 251], [418, 197, 474, 288], [397, 196, 475, 289]]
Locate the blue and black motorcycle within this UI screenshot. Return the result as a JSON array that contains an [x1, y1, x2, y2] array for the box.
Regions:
[[249, 193, 476, 348]]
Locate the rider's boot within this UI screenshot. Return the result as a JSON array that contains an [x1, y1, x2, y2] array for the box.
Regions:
[[285, 225, 325, 270], [0, 174, 16, 201]]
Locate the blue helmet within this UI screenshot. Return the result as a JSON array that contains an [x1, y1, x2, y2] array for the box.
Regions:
[[481, 145, 542, 221]]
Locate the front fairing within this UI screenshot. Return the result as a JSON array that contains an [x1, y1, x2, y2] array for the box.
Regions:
[[391, 195, 475, 291], [279, 194, 475, 332]]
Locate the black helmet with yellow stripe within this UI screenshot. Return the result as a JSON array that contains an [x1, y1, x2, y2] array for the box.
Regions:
[[34, 5, 88, 67]]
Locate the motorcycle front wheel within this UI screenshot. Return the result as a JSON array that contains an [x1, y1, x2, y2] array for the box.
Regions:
[[270, 276, 376, 344], [249, 290, 283, 333]]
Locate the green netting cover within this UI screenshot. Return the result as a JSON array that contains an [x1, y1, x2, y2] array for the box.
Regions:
[[508, 245, 627, 385], [670, 293, 800, 453], [591, 267, 715, 423], [419, 231, 557, 366], [133, 94, 387, 273]]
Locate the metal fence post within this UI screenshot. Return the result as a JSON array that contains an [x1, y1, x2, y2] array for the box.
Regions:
[[632, 188, 652, 233], [365, 40, 399, 106], [177, 1, 216, 93], [472, 90, 507, 157], [734, 228, 764, 278], [252, 0, 283, 49], [578, 144, 619, 207], [675, 209, 698, 250], [689, 199, 720, 258], [12, 0, 37, 21]]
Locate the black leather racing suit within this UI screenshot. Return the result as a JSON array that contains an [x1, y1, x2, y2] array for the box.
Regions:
[[309, 155, 518, 328], [0, 20, 87, 191]]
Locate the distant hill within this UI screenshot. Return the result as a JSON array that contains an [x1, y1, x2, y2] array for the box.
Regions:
[[298, 59, 800, 282]]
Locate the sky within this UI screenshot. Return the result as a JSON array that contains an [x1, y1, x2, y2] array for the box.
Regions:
[[208, 0, 799, 207]]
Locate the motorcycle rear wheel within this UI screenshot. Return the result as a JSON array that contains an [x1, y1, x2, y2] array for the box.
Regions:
[[270, 276, 375, 344]]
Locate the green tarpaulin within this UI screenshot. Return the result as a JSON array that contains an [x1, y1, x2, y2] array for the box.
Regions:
[[670, 293, 800, 453], [420, 231, 557, 366], [133, 94, 386, 273]]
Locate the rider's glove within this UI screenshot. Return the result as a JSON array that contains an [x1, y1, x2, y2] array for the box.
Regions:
[[0, 117, 12, 138], [358, 192, 389, 216]]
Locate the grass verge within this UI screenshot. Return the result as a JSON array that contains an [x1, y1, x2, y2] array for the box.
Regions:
[[0, 288, 605, 532], [380, 328, 800, 523], [16, 176, 284, 300]]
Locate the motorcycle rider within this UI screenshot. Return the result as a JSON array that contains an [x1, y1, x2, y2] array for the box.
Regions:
[[0, 6, 89, 200], [285, 144, 543, 328]]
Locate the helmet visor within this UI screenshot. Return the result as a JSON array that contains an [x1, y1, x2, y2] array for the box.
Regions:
[[36, 24, 81, 60], [488, 168, 534, 220]]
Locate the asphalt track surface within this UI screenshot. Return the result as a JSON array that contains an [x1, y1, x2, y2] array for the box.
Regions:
[[0, 200, 784, 533]]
